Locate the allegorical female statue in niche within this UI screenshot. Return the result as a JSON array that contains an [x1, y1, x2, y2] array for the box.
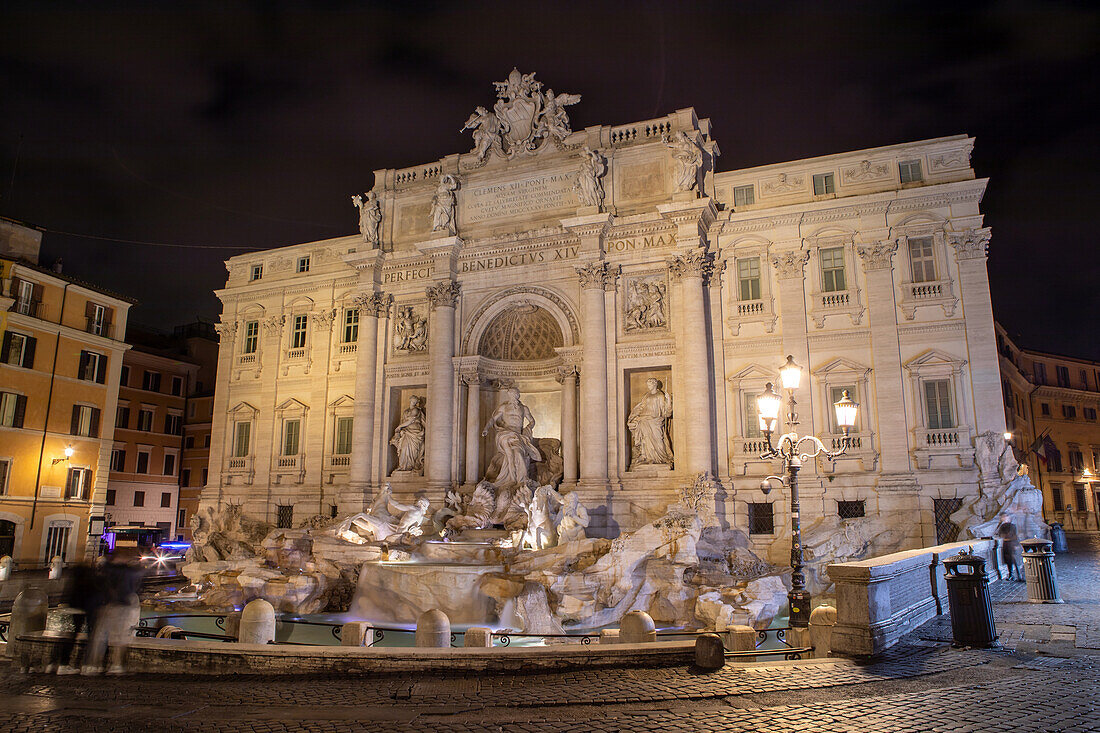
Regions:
[[627, 378, 674, 468], [390, 395, 426, 472]]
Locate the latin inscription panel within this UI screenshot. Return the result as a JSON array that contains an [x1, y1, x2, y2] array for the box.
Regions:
[[463, 172, 579, 225]]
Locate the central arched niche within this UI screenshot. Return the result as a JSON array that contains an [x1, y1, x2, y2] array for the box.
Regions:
[[477, 303, 564, 361]]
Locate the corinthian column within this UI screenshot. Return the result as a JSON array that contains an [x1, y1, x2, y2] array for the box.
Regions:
[[576, 262, 615, 488], [668, 250, 714, 475], [557, 365, 579, 486], [462, 371, 481, 485], [348, 292, 389, 499], [425, 279, 460, 490]]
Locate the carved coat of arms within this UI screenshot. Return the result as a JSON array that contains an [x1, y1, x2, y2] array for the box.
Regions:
[[461, 68, 580, 162]]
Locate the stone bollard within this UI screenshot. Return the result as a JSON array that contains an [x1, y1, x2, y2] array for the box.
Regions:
[[48, 556, 64, 580], [222, 611, 242, 639], [694, 633, 726, 671], [340, 621, 376, 647], [414, 609, 451, 648], [787, 626, 811, 652], [9, 588, 48, 671], [463, 627, 493, 648], [620, 611, 657, 644], [727, 625, 757, 659], [599, 629, 620, 644], [237, 599, 276, 644], [155, 625, 184, 639], [0, 555, 12, 581], [809, 605, 837, 659]]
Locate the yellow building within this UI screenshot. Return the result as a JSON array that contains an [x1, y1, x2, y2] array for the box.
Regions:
[[997, 322, 1100, 531], [0, 218, 134, 565]]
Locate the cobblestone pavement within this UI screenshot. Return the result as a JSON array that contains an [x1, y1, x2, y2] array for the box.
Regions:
[[1, 536, 1097, 732]]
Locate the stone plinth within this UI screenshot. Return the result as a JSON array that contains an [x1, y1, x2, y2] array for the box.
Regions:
[[415, 609, 451, 648], [238, 599, 275, 644]]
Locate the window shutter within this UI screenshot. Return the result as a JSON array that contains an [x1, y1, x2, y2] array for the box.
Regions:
[[103, 307, 113, 335], [31, 283, 44, 304], [22, 336, 36, 369], [163, 415, 170, 434], [13, 395, 26, 428], [96, 355, 107, 384], [85, 300, 95, 319], [71, 405, 80, 435], [90, 407, 100, 437], [0, 332, 10, 363], [8, 277, 22, 298], [78, 351, 90, 379]]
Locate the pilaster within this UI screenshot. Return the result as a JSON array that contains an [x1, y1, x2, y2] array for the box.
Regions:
[[425, 279, 461, 491]]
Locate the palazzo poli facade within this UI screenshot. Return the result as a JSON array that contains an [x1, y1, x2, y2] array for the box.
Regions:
[[202, 71, 1005, 555]]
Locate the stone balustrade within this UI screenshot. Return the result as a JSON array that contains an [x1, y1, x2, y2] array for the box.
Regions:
[[828, 538, 997, 656]]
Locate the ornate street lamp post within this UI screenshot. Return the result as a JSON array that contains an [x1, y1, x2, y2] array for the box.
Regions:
[[756, 355, 858, 628]]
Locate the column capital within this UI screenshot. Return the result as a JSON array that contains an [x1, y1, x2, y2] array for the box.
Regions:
[[311, 308, 337, 332], [856, 240, 898, 272], [426, 279, 461, 310], [555, 364, 580, 383], [261, 315, 285, 337], [667, 249, 714, 282], [949, 227, 991, 261], [352, 291, 392, 317], [770, 249, 809, 280], [214, 321, 237, 343], [576, 261, 619, 291]]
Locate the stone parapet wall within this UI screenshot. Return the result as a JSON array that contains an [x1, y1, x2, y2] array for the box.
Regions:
[[827, 538, 996, 656]]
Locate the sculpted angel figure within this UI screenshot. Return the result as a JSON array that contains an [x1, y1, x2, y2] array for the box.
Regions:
[[627, 378, 674, 468], [539, 89, 581, 141], [430, 174, 459, 233], [573, 146, 606, 209], [663, 131, 703, 192], [352, 191, 381, 246], [461, 106, 504, 162], [390, 395, 426, 472], [482, 388, 542, 490]]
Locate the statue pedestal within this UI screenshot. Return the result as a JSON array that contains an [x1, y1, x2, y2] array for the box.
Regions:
[[628, 464, 673, 475]]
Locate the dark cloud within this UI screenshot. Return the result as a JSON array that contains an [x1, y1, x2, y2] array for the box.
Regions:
[[0, 0, 1096, 356]]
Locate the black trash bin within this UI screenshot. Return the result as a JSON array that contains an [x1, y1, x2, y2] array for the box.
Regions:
[[943, 551, 997, 647], [1049, 522, 1068, 554]]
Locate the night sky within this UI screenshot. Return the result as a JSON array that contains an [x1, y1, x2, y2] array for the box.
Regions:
[[1, 1, 1096, 358]]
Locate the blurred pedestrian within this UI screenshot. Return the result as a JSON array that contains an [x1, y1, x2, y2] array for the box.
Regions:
[[996, 515, 1024, 581]]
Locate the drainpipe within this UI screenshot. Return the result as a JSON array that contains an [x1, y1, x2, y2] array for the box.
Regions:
[[30, 282, 70, 532]]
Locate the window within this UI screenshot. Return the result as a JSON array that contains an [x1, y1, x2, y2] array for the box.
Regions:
[[250, 264, 263, 281], [283, 419, 301, 456], [276, 505, 294, 529], [136, 450, 150, 474], [830, 386, 858, 432], [137, 408, 154, 432], [0, 392, 26, 428], [110, 448, 126, 472], [908, 236, 936, 283], [116, 405, 130, 430], [105, 489, 116, 506], [812, 172, 835, 195], [171, 376, 184, 396], [1062, 405, 1077, 420], [243, 321, 259, 354], [143, 370, 162, 392], [291, 315, 308, 349], [188, 402, 196, 418], [1085, 407, 1097, 421], [177, 508, 186, 528], [233, 421, 251, 457], [343, 308, 359, 343], [837, 500, 866, 519], [1034, 362, 1047, 385], [1047, 446, 1063, 473], [1068, 448, 1084, 473], [748, 503, 774, 535], [924, 379, 954, 429], [330, 504, 339, 519], [86, 302, 108, 336], [0, 458, 9, 495], [1, 331, 36, 368], [164, 414, 182, 435], [66, 467, 91, 500], [119, 365, 130, 387], [1057, 365, 1071, 388], [732, 184, 755, 207], [134, 490, 145, 507], [185, 435, 195, 449], [820, 247, 846, 292], [737, 258, 761, 301], [182, 468, 192, 487], [201, 468, 208, 485], [335, 417, 354, 455], [163, 453, 176, 476], [78, 351, 106, 383], [1081, 369, 1090, 390], [1050, 483, 1064, 510], [1041, 402, 1051, 416], [161, 492, 172, 508], [14, 279, 35, 314], [44, 523, 72, 562], [204, 434, 211, 448], [71, 405, 100, 437], [899, 159, 923, 183], [743, 392, 760, 438], [297, 256, 310, 273]]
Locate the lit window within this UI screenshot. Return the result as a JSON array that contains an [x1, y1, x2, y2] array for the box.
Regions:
[[243, 321, 259, 354], [344, 308, 359, 343], [335, 417, 354, 455], [812, 172, 835, 195], [899, 160, 923, 184], [78, 351, 106, 383], [283, 419, 301, 456], [737, 258, 761, 301], [291, 315, 308, 349], [234, 421, 251, 457], [908, 237, 936, 283], [733, 185, 755, 207], [250, 264, 263, 281], [71, 405, 100, 437], [820, 247, 847, 292], [297, 256, 310, 273], [924, 379, 954, 429], [87, 303, 108, 336], [66, 468, 91, 501], [0, 392, 25, 428], [2, 331, 34, 368]]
